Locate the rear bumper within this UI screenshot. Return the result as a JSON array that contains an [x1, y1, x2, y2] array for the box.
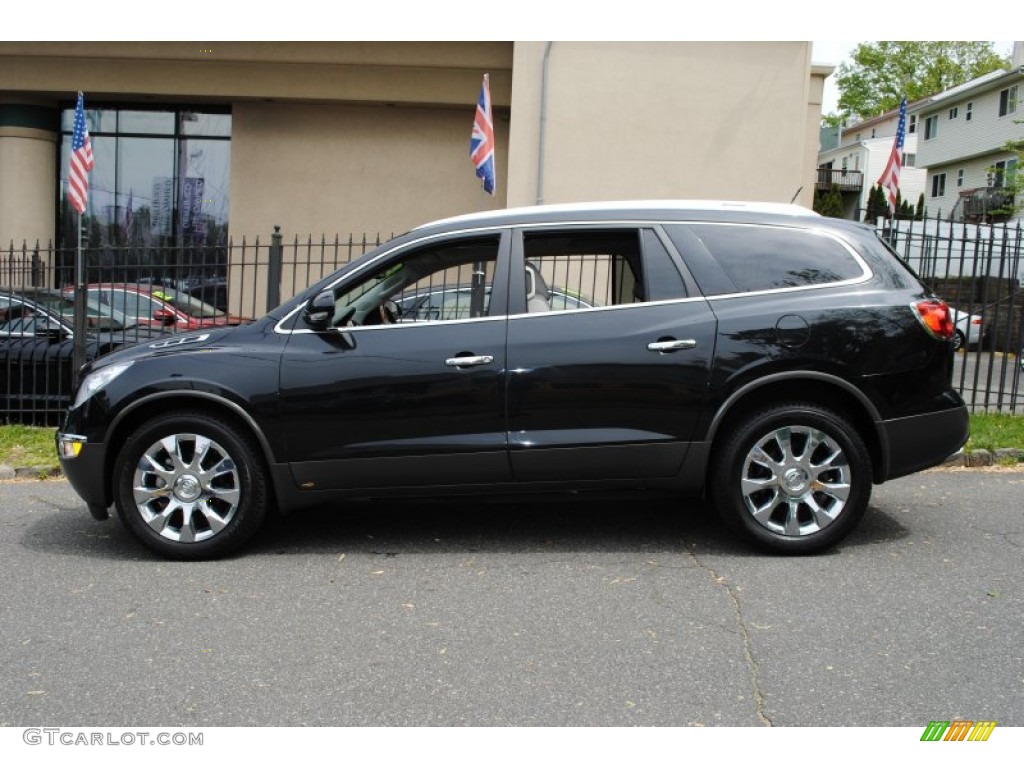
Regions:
[[878, 404, 970, 482]]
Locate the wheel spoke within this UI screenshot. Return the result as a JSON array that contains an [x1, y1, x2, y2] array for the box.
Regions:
[[739, 421, 859, 539], [132, 431, 242, 545], [782, 500, 802, 536]]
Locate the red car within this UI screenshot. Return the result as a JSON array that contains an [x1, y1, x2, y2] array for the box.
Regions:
[[63, 283, 247, 332]]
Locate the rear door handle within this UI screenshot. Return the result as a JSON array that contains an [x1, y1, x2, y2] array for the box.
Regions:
[[445, 354, 494, 368], [647, 339, 697, 353]]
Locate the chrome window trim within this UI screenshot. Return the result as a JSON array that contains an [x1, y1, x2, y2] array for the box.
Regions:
[[275, 218, 870, 334], [505, 295, 708, 321]]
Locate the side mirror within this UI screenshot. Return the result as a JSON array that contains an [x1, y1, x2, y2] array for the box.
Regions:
[[37, 318, 68, 341], [152, 309, 177, 326], [304, 290, 335, 331]]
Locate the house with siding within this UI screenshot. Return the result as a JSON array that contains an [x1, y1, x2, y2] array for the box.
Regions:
[[817, 104, 927, 219], [911, 42, 1024, 222]]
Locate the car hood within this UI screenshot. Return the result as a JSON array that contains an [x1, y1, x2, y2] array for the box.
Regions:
[[81, 324, 243, 374]]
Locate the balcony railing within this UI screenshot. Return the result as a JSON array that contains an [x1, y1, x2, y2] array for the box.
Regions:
[[952, 187, 1016, 224], [816, 168, 864, 192]]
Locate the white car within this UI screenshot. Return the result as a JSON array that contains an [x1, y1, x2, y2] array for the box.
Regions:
[[950, 308, 986, 351]]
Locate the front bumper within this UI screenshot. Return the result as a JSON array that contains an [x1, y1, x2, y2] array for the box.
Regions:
[[56, 433, 110, 519]]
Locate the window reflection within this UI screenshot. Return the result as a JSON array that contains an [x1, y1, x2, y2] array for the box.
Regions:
[[58, 106, 231, 251]]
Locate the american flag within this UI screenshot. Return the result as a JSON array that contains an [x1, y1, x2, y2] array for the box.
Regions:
[[470, 73, 496, 195], [67, 92, 95, 215], [877, 96, 907, 211]]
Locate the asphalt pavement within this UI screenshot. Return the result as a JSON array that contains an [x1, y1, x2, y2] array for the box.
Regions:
[[0, 468, 1021, 727]]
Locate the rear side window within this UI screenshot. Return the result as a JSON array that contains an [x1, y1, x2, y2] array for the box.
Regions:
[[677, 223, 866, 295]]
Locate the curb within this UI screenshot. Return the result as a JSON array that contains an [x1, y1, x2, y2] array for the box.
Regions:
[[4, 450, 1024, 482], [0, 464, 63, 480]]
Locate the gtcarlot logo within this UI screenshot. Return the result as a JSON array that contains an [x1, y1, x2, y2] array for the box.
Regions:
[[23, 729, 203, 747], [920, 721, 997, 742]]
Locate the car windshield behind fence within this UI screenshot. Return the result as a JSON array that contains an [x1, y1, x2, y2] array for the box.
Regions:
[[2, 215, 1023, 425]]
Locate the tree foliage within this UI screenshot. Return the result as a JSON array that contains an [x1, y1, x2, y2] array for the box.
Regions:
[[813, 186, 845, 218], [834, 41, 1009, 121]]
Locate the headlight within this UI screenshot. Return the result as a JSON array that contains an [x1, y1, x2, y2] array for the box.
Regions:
[[72, 360, 134, 409]]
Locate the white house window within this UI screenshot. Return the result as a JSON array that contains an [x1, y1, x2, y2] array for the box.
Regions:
[[949, 106, 959, 119], [931, 173, 946, 198], [902, 153, 916, 168], [957, 169, 964, 187], [993, 159, 1018, 187], [924, 115, 939, 140], [908, 114, 917, 134], [965, 102, 973, 121], [999, 85, 1018, 117]]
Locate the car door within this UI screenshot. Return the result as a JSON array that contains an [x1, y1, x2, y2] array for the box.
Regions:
[[278, 231, 513, 491], [505, 225, 717, 481]]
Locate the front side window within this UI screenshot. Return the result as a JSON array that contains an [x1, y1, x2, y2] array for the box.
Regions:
[[332, 236, 501, 326]]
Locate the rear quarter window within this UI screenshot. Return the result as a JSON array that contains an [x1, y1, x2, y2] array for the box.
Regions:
[[676, 223, 868, 295]]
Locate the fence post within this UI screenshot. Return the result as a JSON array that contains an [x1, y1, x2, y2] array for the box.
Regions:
[[267, 225, 282, 312]]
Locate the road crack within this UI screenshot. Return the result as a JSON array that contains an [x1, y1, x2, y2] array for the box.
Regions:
[[685, 543, 772, 726]]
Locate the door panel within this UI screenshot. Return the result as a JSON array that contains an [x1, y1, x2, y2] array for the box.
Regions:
[[278, 232, 511, 491], [505, 226, 716, 481]]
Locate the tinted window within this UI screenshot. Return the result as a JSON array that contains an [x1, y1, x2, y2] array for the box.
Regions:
[[684, 224, 865, 294]]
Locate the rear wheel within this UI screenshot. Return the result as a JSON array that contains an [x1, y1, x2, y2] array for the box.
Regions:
[[113, 412, 268, 559], [710, 403, 871, 554], [953, 330, 965, 351]]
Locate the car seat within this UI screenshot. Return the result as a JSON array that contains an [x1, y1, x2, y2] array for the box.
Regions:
[[524, 262, 552, 313]]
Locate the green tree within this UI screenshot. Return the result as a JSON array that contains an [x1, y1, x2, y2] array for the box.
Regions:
[[916, 193, 925, 221], [864, 184, 889, 221], [814, 187, 845, 218], [993, 126, 1023, 216], [833, 41, 1009, 121]]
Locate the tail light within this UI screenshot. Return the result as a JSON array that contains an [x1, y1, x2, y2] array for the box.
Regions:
[[912, 299, 955, 341]]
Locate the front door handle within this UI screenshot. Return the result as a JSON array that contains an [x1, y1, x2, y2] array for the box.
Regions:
[[647, 339, 697, 353], [445, 354, 495, 368]]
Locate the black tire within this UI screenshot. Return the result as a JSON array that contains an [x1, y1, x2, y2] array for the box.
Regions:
[[113, 411, 269, 559], [953, 330, 965, 351], [710, 403, 872, 555]]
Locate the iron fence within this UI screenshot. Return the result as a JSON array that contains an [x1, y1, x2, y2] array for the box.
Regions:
[[3, 215, 1024, 426], [1, 230, 384, 424], [879, 214, 1024, 412]]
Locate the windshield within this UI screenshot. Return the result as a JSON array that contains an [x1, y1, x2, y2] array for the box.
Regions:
[[150, 287, 225, 318]]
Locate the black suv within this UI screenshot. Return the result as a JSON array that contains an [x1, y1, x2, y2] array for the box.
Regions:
[[57, 201, 969, 559]]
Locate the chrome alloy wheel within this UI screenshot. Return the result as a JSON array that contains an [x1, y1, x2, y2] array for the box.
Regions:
[[132, 433, 241, 543], [739, 425, 851, 537]]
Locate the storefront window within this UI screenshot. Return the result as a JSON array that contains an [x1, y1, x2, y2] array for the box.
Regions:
[[58, 106, 230, 251]]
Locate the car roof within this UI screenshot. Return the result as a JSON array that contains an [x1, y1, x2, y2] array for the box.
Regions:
[[414, 200, 822, 233]]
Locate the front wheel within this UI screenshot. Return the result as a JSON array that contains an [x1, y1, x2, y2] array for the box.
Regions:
[[710, 403, 872, 554], [113, 412, 269, 559]]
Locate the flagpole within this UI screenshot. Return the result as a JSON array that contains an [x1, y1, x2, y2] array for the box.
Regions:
[[72, 209, 87, 382]]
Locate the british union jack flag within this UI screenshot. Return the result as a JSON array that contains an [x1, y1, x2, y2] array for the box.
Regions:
[[470, 73, 496, 195]]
